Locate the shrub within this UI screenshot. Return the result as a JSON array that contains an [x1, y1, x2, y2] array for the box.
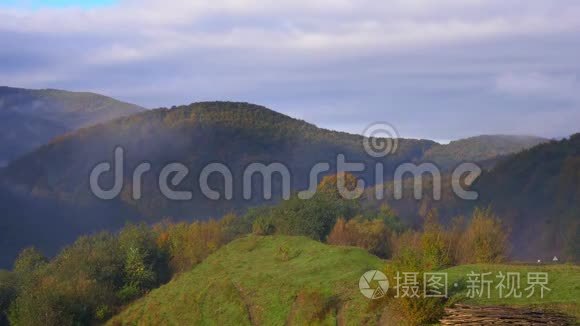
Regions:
[[6, 214, 242, 326], [327, 217, 391, 257], [249, 173, 363, 240], [252, 215, 276, 235], [116, 283, 142, 303], [376, 204, 404, 233], [458, 207, 510, 263], [119, 224, 168, 290], [155, 217, 235, 275], [420, 210, 452, 269], [383, 250, 445, 325], [391, 230, 422, 263], [13, 247, 47, 276], [8, 234, 122, 325]]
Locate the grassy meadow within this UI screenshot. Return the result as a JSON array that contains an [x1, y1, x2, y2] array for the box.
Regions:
[[109, 236, 579, 325]]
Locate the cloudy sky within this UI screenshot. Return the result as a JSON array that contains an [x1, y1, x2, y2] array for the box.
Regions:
[[1, 0, 579, 142]]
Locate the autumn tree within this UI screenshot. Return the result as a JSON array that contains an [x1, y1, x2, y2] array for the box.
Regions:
[[458, 207, 510, 263], [327, 217, 391, 257], [420, 209, 452, 269], [13, 247, 46, 276]]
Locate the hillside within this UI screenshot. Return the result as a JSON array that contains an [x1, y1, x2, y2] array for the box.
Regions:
[[422, 134, 547, 170], [0, 86, 144, 164], [109, 236, 580, 325], [0, 101, 435, 267], [369, 133, 580, 261], [472, 134, 580, 259], [0, 111, 66, 167], [446, 264, 580, 308], [108, 235, 385, 325], [0, 99, 566, 268]]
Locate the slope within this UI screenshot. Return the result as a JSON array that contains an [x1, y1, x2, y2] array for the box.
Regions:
[[422, 134, 547, 170], [0, 101, 434, 267], [0, 86, 145, 164], [108, 235, 385, 325], [109, 236, 580, 325], [472, 133, 580, 259], [370, 133, 580, 260]]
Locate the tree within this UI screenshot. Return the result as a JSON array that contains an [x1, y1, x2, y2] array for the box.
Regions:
[[316, 172, 363, 200], [119, 224, 168, 293], [420, 209, 452, 269], [8, 233, 123, 325], [385, 234, 445, 325], [327, 218, 349, 245], [261, 173, 362, 240], [154, 216, 236, 275], [459, 207, 510, 263], [376, 204, 404, 233], [13, 247, 46, 276], [0, 271, 17, 326], [327, 217, 391, 257]]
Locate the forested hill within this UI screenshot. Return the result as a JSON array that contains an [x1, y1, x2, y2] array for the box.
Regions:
[[0, 101, 435, 267], [422, 134, 547, 169], [370, 133, 580, 260], [0, 86, 145, 165], [473, 133, 580, 258], [0, 100, 564, 267]]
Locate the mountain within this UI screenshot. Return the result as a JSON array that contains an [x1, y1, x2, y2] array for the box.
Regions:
[[0, 86, 145, 165], [370, 133, 580, 260], [472, 134, 580, 259], [0, 101, 435, 267], [0, 98, 564, 267], [422, 134, 547, 169], [0, 111, 66, 167]]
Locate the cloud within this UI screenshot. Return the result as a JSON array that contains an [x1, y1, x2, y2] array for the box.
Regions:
[[495, 72, 580, 101], [0, 0, 579, 140]]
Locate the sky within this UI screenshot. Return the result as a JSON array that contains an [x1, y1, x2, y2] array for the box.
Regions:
[[1, 0, 579, 142], [0, 0, 114, 9]]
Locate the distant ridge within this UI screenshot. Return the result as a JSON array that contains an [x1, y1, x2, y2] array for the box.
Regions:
[[422, 134, 548, 169], [0, 86, 145, 165], [0, 99, 560, 267], [371, 133, 580, 260], [0, 101, 435, 267]]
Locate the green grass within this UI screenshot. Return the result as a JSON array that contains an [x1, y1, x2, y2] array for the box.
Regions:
[[108, 236, 384, 325], [109, 237, 580, 325], [444, 264, 580, 319]]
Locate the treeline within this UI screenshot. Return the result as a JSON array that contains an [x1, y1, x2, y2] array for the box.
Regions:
[[249, 173, 510, 266], [245, 174, 510, 325], [0, 173, 510, 325], [422, 134, 546, 169], [0, 216, 250, 325], [326, 206, 509, 267], [375, 207, 510, 325]]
